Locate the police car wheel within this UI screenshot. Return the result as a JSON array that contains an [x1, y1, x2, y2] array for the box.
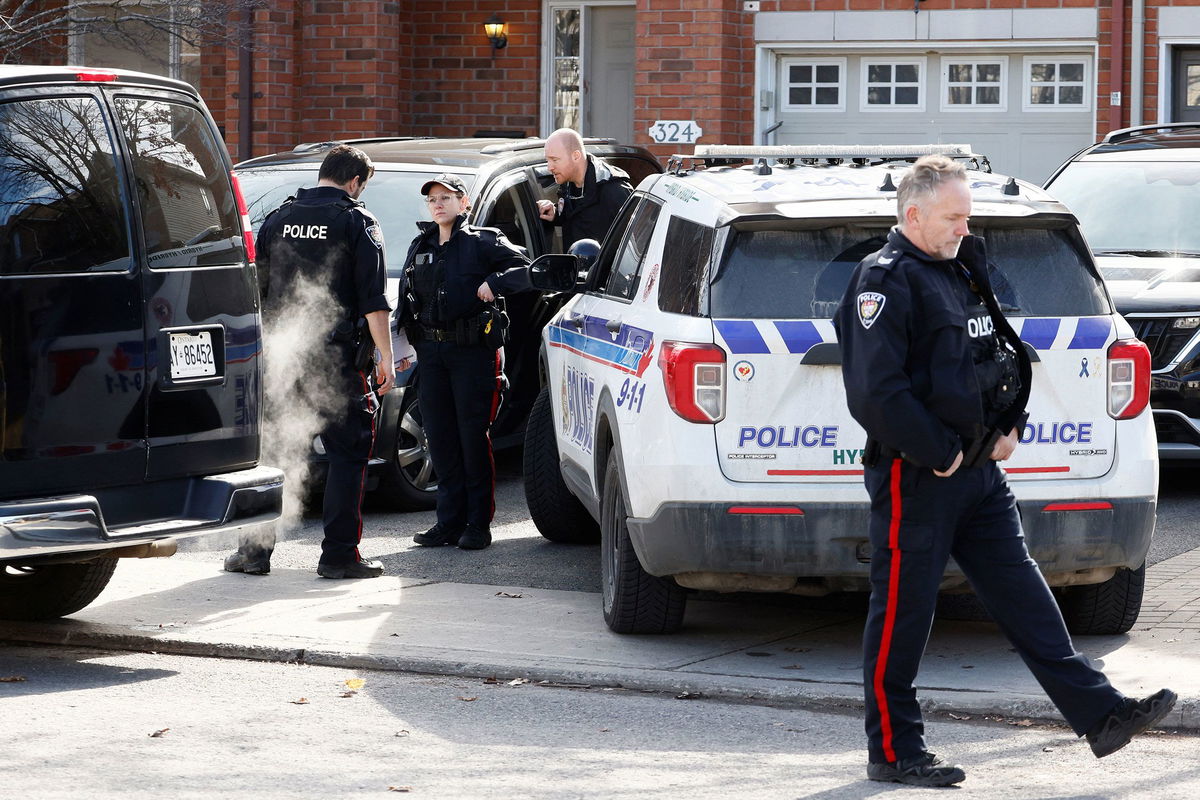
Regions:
[[1054, 562, 1146, 636], [0, 557, 118, 621], [375, 388, 438, 511], [599, 450, 687, 634], [523, 387, 599, 544]]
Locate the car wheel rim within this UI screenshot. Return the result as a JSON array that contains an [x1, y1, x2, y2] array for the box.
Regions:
[[396, 403, 437, 493]]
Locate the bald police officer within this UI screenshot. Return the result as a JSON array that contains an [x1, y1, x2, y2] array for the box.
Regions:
[[833, 155, 1175, 787], [536, 128, 633, 250]]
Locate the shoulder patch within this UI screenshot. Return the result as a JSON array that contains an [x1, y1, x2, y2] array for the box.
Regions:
[[857, 292, 886, 329], [366, 223, 384, 250]]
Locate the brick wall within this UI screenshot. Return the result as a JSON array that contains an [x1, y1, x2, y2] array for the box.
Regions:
[[636, 0, 757, 162]]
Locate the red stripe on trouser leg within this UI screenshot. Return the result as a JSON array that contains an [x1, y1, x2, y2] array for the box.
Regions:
[[354, 369, 378, 561], [873, 457, 904, 764]]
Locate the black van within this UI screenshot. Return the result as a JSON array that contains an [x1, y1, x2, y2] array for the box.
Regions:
[[0, 66, 283, 619]]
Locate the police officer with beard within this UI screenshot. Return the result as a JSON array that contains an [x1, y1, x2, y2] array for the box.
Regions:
[[224, 144, 400, 579], [833, 155, 1175, 787], [399, 174, 533, 551], [536, 128, 633, 250]]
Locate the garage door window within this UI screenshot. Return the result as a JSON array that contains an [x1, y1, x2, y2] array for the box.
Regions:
[[942, 58, 1007, 112], [862, 60, 924, 111], [782, 59, 844, 112], [1024, 59, 1090, 111]]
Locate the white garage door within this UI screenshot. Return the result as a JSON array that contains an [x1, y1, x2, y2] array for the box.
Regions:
[[770, 50, 1095, 183]]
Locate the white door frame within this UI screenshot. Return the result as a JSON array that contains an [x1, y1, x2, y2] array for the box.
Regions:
[[541, 0, 636, 137], [1158, 38, 1200, 124]]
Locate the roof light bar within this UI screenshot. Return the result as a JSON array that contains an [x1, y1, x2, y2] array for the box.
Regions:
[[693, 143, 976, 161]]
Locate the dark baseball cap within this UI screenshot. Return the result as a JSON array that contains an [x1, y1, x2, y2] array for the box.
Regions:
[[420, 173, 468, 195]]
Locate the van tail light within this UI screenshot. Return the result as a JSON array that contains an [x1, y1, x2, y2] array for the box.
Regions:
[[76, 71, 117, 82], [1107, 338, 1151, 419], [659, 341, 726, 423], [230, 171, 257, 265]]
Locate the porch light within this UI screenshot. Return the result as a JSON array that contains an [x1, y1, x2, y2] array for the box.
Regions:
[[484, 14, 507, 51]]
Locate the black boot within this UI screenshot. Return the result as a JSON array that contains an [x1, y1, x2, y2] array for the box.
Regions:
[[867, 752, 966, 787], [1086, 688, 1177, 758]]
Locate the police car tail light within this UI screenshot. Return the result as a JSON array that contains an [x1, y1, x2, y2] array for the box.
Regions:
[[1107, 339, 1151, 420], [230, 171, 257, 264], [659, 341, 726, 423]]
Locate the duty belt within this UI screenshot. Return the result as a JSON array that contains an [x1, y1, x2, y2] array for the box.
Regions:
[[417, 327, 455, 342]]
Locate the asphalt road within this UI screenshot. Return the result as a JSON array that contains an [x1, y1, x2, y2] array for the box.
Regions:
[[2, 644, 1196, 800]]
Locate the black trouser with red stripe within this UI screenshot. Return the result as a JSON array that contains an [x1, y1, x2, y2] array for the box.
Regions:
[[415, 340, 503, 532], [862, 457, 1124, 765], [319, 365, 378, 567]]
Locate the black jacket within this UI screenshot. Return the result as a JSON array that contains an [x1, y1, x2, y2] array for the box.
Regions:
[[396, 215, 532, 328], [833, 230, 1031, 471], [550, 155, 633, 250], [256, 185, 389, 321]]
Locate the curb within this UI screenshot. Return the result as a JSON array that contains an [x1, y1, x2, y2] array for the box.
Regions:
[[4, 622, 1197, 733]]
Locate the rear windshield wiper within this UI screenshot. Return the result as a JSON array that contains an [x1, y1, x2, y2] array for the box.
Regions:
[[1093, 248, 1200, 258]]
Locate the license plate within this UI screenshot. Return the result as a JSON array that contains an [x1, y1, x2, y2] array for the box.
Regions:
[[169, 330, 218, 379]]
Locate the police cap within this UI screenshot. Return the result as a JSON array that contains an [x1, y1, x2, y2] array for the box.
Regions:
[[420, 173, 468, 196]]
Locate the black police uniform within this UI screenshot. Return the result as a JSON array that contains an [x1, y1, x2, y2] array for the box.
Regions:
[[548, 154, 633, 250], [258, 185, 390, 569], [398, 214, 531, 542], [833, 230, 1125, 766]]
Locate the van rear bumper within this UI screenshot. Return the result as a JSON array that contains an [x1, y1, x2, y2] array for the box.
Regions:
[[626, 496, 1156, 585], [0, 465, 284, 564]]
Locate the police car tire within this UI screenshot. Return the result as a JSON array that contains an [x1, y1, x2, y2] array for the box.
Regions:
[[523, 386, 599, 544], [1055, 562, 1146, 636], [0, 557, 118, 621], [374, 387, 438, 512], [600, 450, 687, 634]]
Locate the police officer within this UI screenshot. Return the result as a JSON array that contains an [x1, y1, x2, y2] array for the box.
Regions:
[[536, 128, 633, 250], [400, 174, 533, 551], [833, 155, 1175, 787], [224, 144, 399, 579]]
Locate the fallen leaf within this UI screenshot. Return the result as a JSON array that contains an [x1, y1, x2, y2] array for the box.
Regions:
[[495, 591, 525, 599], [394, 730, 410, 737], [949, 713, 971, 720], [458, 696, 478, 702], [599, 727, 610, 732], [1042, 746, 1055, 752], [290, 698, 310, 705], [387, 786, 412, 793], [675, 691, 704, 700], [1010, 719, 1034, 727], [389, 633, 400, 637], [340, 691, 358, 698], [149, 728, 170, 738], [482, 677, 500, 684], [0, 676, 27, 682], [345, 678, 365, 690], [507, 678, 529, 686]]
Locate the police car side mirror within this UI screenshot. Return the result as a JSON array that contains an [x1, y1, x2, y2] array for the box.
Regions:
[[529, 253, 579, 293]]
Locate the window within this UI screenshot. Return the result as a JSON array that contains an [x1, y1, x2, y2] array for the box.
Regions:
[[862, 60, 924, 111], [0, 96, 131, 275], [942, 58, 1007, 111], [604, 198, 659, 300], [551, 7, 581, 131], [115, 98, 242, 269], [1024, 58, 1090, 111], [69, 2, 200, 87], [782, 59, 845, 111], [658, 217, 714, 316]]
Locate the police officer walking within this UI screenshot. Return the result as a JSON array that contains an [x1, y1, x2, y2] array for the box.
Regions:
[[400, 174, 533, 551], [224, 144, 399, 579], [536, 128, 633, 250], [833, 155, 1175, 787]]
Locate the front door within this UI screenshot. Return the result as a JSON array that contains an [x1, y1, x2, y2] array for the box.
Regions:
[[585, 5, 635, 141], [545, 1, 636, 141], [1173, 47, 1200, 122]]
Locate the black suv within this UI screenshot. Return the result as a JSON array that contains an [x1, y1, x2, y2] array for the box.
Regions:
[[0, 67, 283, 619], [1045, 123, 1200, 460], [234, 137, 661, 510]]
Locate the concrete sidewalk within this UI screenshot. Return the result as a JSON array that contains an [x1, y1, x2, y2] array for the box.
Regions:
[[2, 550, 1198, 731]]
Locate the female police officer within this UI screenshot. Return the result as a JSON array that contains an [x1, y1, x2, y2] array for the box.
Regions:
[[398, 174, 533, 551]]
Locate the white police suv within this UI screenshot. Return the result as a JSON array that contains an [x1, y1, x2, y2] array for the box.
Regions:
[[523, 144, 1157, 636]]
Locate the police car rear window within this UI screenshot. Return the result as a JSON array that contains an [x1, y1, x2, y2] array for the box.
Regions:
[[709, 222, 1109, 320]]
